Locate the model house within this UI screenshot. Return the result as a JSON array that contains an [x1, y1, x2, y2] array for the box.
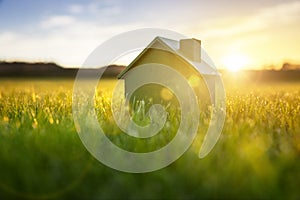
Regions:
[[117, 36, 218, 104]]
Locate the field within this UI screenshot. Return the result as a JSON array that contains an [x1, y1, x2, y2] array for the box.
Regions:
[[0, 77, 300, 199]]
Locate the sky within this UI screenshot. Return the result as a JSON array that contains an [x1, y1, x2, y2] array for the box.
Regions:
[[0, 0, 299, 70]]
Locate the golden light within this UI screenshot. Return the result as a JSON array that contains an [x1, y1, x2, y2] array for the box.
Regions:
[[222, 53, 250, 72], [160, 88, 173, 101], [188, 75, 200, 87]]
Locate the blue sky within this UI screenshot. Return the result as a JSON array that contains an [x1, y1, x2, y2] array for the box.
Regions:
[[0, 0, 299, 69]]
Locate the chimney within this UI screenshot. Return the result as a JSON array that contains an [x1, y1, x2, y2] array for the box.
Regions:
[[179, 38, 201, 62]]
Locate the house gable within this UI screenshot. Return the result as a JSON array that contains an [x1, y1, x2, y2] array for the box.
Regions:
[[117, 36, 218, 79], [117, 37, 174, 79]]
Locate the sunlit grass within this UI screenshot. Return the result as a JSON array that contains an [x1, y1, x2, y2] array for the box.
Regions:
[[0, 78, 299, 199]]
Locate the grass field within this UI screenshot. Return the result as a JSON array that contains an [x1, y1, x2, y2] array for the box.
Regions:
[[0, 77, 300, 199]]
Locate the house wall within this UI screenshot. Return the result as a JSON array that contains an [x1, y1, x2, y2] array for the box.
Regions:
[[123, 48, 215, 108]]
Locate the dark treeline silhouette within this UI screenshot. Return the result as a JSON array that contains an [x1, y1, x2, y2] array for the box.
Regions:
[[220, 62, 300, 82], [0, 61, 125, 78], [221, 70, 300, 82], [281, 62, 300, 71], [0, 61, 299, 81]]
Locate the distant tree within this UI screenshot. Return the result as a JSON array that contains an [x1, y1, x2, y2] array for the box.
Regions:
[[263, 64, 276, 70], [282, 62, 300, 71]]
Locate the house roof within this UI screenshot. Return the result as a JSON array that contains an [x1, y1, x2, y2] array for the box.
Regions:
[[117, 36, 219, 78]]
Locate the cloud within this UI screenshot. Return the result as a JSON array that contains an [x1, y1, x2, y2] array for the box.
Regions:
[[66, 1, 122, 17], [0, 0, 141, 66], [41, 15, 76, 29], [0, 20, 141, 66], [199, 1, 300, 39], [1, 0, 299, 68], [255, 0, 300, 26], [68, 4, 83, 14], [178, 1, 300, 69]]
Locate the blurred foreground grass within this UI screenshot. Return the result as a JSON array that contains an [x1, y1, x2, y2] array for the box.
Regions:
[[0, 78, 300, 199]]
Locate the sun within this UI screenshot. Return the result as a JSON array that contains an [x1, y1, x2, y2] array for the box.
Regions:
[[222, 53, 250, 72]]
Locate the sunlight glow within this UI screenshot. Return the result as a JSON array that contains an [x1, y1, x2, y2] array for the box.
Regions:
[[188, 75, 200, 87], [222, 53, 250, 72], [160, 88, 173, 101]]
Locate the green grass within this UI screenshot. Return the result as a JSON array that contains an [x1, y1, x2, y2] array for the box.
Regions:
[[0, 78, 300, 199]]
